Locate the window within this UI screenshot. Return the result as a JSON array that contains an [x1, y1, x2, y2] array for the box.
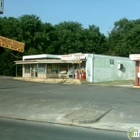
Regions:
[[25, 65, 30, 73], [110, 59, 114, 65], [47, 64, 52, 74], [38, 64, 45, 68], [52, 64, 58, 73], [47, 64, 58, 74], [38, 64, 45, 74], [60, 64, 67, 71], [60, 64, 67, 74]]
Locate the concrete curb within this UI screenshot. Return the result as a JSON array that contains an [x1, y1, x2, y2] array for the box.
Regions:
[[1, 114, 138, 133], [0, 115, 127, 133]]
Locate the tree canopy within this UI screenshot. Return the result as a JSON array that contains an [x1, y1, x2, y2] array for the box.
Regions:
[[107, 18, 140, 56]]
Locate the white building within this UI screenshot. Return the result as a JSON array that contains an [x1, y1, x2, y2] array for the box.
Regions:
[[15, 53, 135, 83]]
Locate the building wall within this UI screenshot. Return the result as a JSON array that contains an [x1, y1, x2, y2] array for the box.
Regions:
[[38, 73, 46, 78], [24, 73, 31, 78], [46, 74, 59, 78], [86, 54, 94, 82], [23, 64, 31, 78], [22, 65, 25, 77], [139, 61, 140, 71], [21, 54, 135, 82], [93, 55, 135, 82]]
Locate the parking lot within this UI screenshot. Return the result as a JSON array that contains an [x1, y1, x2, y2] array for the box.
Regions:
[[0, 77, 140, 131]]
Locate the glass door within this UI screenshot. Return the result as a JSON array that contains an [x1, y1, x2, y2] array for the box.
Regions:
[[30, 64, 38, 78]]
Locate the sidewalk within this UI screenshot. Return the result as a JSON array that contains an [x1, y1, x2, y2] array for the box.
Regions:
[[13, 76, 135, 87], [13, 77, 81, 85]]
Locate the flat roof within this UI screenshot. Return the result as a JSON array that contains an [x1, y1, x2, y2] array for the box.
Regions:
[[23, 54, 61, 60], [15, 59, 86, 64]]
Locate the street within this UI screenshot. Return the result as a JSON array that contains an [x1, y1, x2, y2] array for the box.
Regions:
[[0, 77, 140, 132], [0, 117, 128, 140]]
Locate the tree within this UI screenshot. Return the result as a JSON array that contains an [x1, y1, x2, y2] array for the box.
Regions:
[[0, 14, 123, 76], [107, 18, 140, 57], [18, 15, 44, 54], [81, 25, 108, 54], [52, 21, 84, 54]]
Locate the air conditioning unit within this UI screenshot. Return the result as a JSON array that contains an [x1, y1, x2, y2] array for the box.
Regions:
[[118, 64, 123, 70]]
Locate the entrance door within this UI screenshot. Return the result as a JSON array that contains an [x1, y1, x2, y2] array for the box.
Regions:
[[31, 64, 38, 78]]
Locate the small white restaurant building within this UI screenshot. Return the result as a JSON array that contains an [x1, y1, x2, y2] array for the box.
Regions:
[[15, 53, 87, 80], [15, 53, 135, 83]]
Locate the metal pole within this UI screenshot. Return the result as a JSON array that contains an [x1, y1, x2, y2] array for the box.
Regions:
[[135, 61, 139, 86], [16, 64, 17, 77], [72, 63, 74, 78]]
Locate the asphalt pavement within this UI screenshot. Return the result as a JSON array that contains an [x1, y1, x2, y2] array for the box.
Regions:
[[0, 117, 128, 140], [0, 77, 140, 132]]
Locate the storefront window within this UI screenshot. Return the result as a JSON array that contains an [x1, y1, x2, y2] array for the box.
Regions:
[[38, 64, 45, 74], [38, 64, 44, 68], [68, 64, 74, 76], [47, 64, 52, 74], [47, 64, 58, 74], [60, 64, 67, 73], [81, 61, 86, 69], [25, 65, 30, 73], [52, 64, 58, 73]]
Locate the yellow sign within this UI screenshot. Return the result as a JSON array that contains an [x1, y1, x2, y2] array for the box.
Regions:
[[0, 36, 25, 52]]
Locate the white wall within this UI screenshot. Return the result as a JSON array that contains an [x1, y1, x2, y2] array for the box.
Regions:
[[86, 54, 94, 82]]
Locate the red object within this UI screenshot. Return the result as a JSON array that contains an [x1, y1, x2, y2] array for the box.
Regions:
[[81, 70, 85, 79], [135, 61, 139, 86], [75, 70, 79, 79]]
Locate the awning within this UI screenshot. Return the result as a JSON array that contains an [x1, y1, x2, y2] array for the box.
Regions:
[[14, 59, 86, 64]]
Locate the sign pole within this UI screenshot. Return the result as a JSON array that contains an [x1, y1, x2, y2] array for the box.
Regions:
[[0, 0, 4, 14], [16, 64, 17, 77]]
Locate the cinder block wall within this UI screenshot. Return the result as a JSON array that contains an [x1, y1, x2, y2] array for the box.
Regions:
[[93, 55, 135, 82]]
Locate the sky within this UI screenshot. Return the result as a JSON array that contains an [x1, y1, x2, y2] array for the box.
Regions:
[[1, 0, 140, 34]]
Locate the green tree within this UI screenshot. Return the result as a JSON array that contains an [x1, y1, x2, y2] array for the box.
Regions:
[[107, 18, 140, 56], [18, 15, 44, 54], [0, 15, 109, 76], [52, 21, 84, 54], [81, 25, 107, 54]]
